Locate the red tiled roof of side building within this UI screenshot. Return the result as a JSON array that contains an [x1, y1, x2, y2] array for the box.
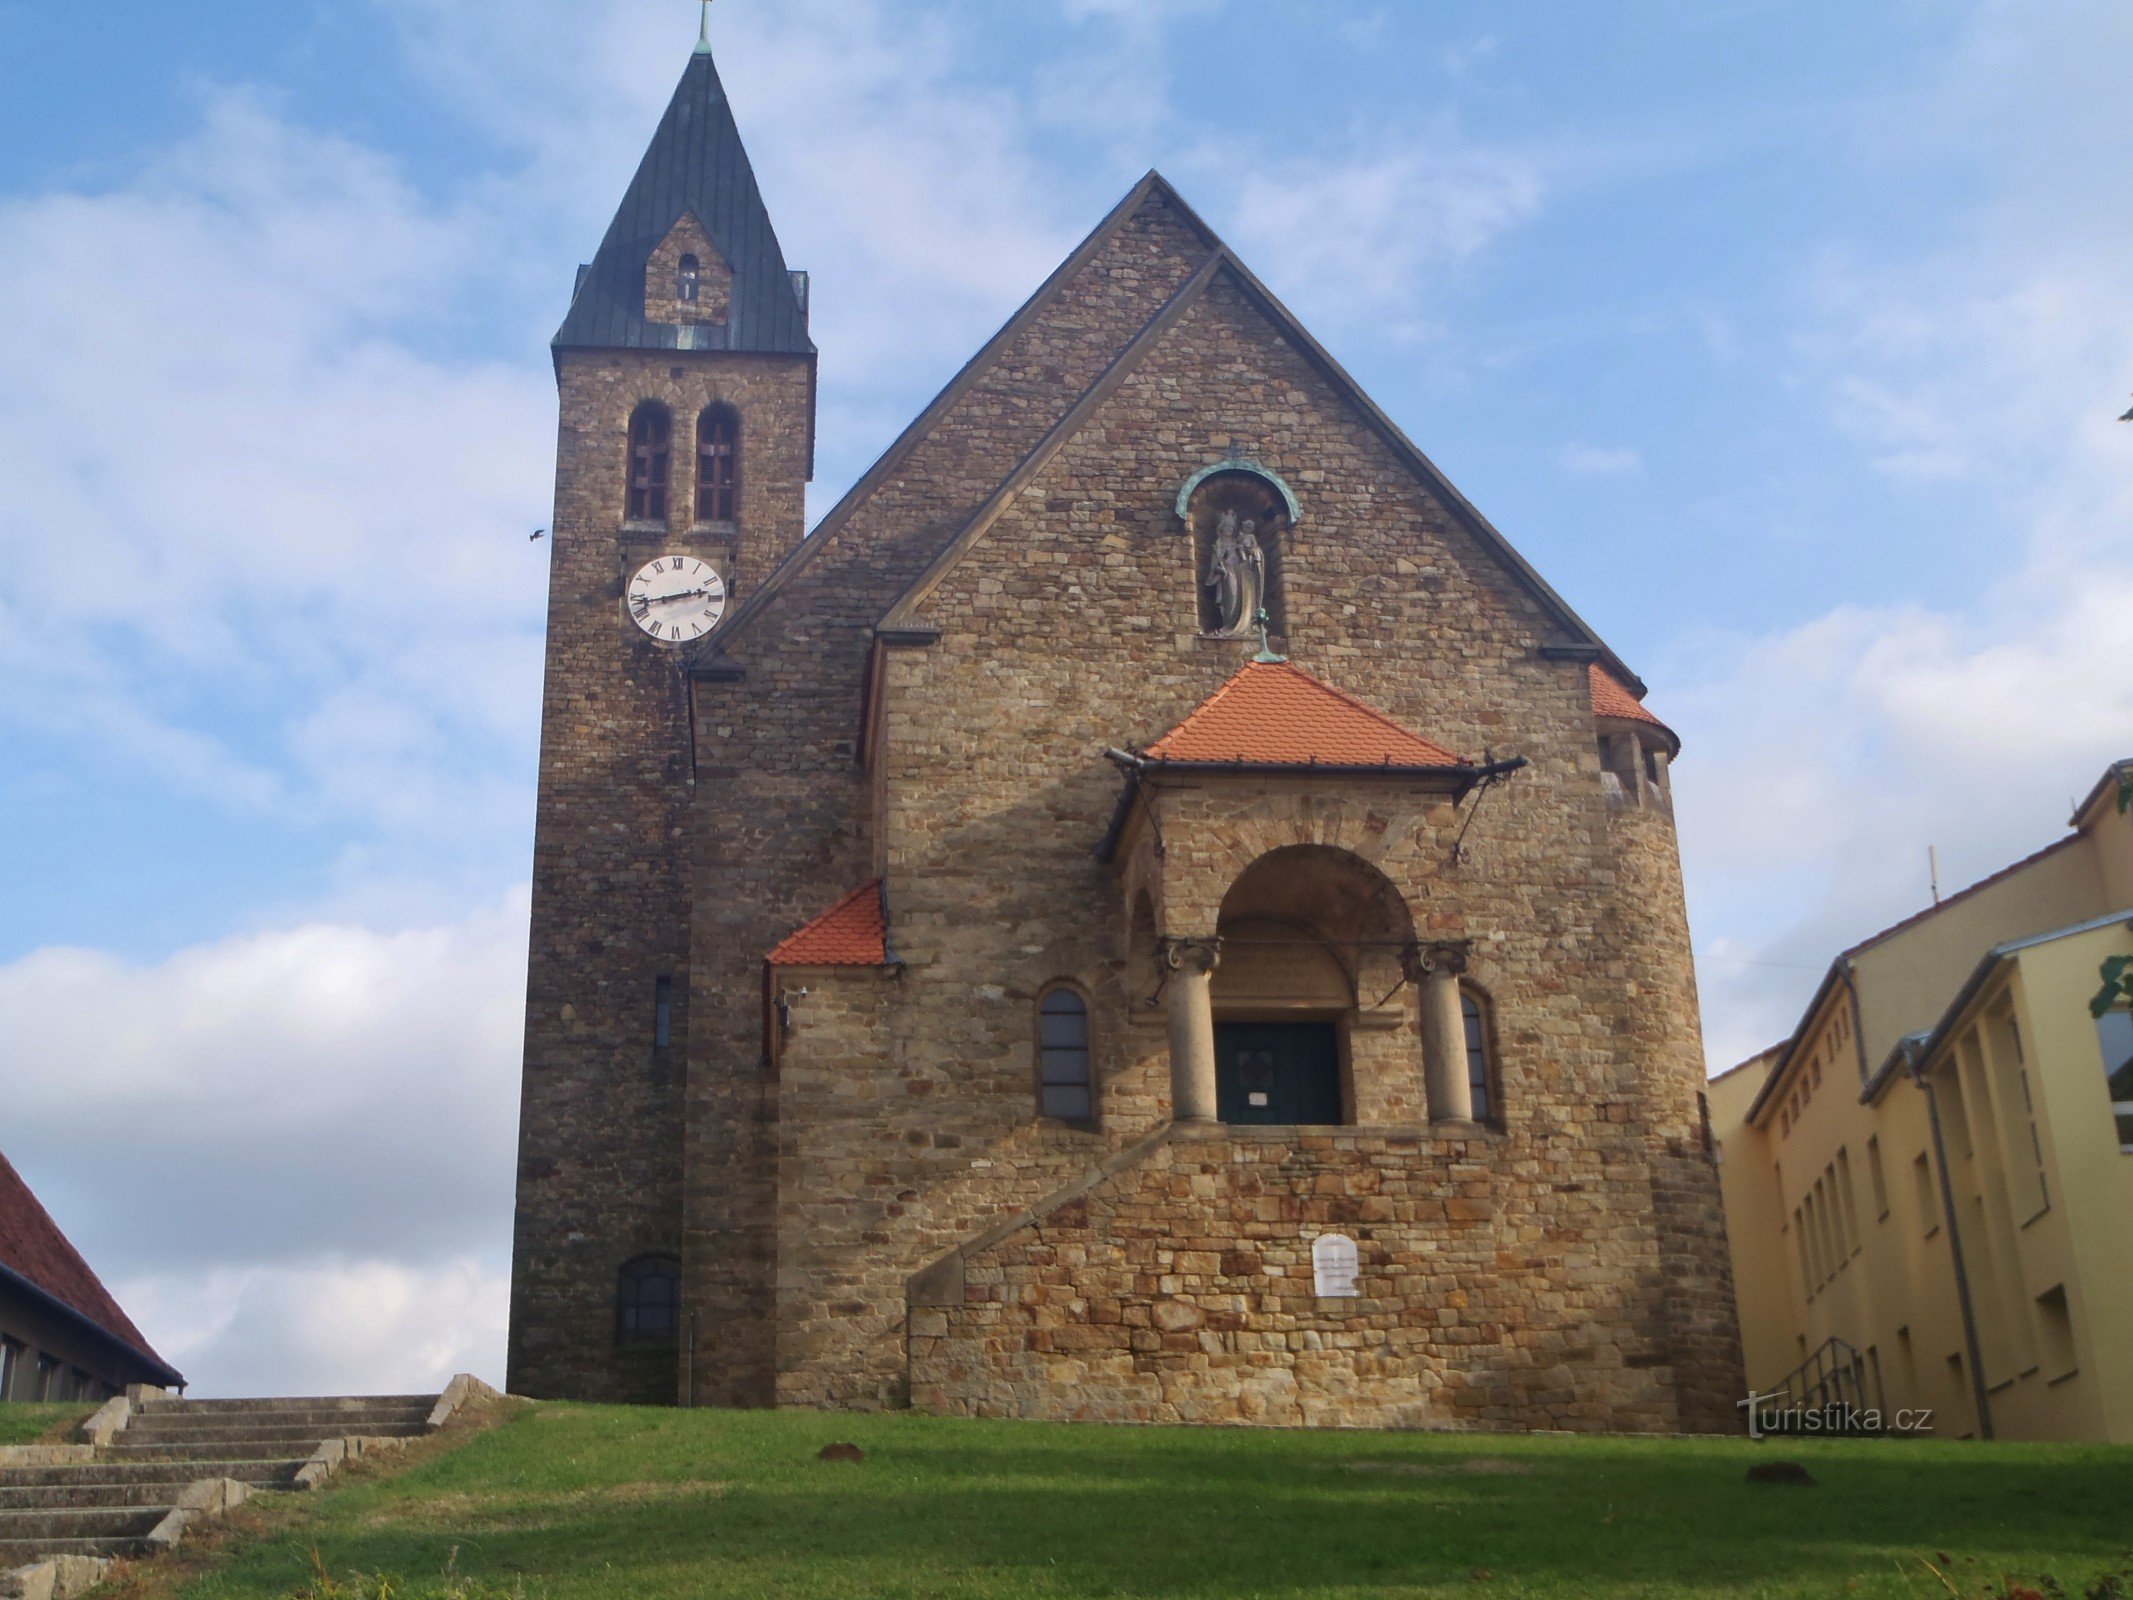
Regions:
[[768, 881, 889, 966], [1590, 663, 1672, 732], [0, 1147, 179, 1381], [1144, 662, 1465, 769]]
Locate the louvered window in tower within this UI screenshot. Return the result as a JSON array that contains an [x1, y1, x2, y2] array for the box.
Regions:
[[697, 407, 740, 523], [677, 253, 701, 304], [627, 403, 671, 522]]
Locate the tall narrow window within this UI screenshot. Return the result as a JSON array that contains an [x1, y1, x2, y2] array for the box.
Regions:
[[1866, 1135, 1890, 1219], [2094, 1008, 2133, 1149], [1461, 990, 1494, 1122], [677, 253, 701, 304], [1038, 987, 1093, 1121], [0, 1338, 18, 1400], [653, 975, 672, 1050], [617, 1254, 681, 1341], [627, 403, 671, 522], [696, 407, 739, 523]]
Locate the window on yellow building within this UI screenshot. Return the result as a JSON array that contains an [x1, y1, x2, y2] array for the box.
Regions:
[[2094, 1008, 2133, 1151], [1912, 1150, 1938, 1236], [1794, 1205, 1815, 1297], [2035, 1285, 2076, 1381], [1836, 1147, 1861, 1255], [1866, 1135, 1889, 1220]]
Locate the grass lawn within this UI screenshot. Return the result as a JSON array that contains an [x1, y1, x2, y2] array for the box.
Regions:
[[127, 1403, 2133, 1600], [0, 1404, 90, 1446]]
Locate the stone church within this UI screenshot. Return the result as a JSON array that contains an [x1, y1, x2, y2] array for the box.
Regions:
[[508, 31, 1744, 1432]]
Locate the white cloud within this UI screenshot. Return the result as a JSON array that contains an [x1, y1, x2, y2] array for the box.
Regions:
[[1207, 136, 1542, 342], [0, 91, 553, 852], [1674, 0, 2133, 1073], [118, 1258, 508, 1399], [1558, 442, 1644, 476], [0, 892, 527, 1310]]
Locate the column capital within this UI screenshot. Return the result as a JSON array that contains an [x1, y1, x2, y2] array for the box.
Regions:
[[1158, 935, 1223, 977], [1405, 938, 1472, 980]]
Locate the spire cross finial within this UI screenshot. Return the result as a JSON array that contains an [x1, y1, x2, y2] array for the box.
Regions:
[[695, 0, 713, 54]]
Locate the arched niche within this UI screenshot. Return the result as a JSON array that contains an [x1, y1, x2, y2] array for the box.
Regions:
[[1176, 461, 1300, 638]]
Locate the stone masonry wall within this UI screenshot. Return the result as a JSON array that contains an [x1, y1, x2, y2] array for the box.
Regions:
[[683, 194, 1218, 1405], [908, 1124, 1676, 1430], [509, 343, 810, 1403], [758, 259, 1738, 1428]]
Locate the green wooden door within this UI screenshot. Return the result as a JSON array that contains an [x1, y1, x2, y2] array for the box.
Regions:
[[1214, 1022, 1343, 1125]]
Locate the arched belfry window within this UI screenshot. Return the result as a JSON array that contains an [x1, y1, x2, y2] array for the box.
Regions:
[[617, 1254, 680, 1341], [696, 406, 740, 523], [627, 403, 671, 523], [1461, 987, 1497, 1122], [677, 253, 701, 304], [1037, 987, 1094, 1122]]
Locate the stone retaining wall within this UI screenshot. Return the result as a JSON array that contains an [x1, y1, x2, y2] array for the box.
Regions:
[[909, 1123, 1692, 1431]]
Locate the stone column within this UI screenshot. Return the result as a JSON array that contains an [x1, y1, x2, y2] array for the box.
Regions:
[[1414, 940, 1474, 1124], [1161, 937, 1222, 1123]]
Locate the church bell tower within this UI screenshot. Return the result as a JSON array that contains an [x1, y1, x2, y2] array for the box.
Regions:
[[508, 19, 816, 1403]]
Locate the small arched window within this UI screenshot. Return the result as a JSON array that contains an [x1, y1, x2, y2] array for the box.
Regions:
[[1461, 989, 1496, 1122], [677, 253, 701, 304], [1038, 988, 1093, 1121], [627, 403, 671, 523], [617, 1254, 680, 1341], [696, 407, 740, 523]]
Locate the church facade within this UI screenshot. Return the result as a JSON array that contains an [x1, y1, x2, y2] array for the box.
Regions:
[[508, 35, 1745, 1432]]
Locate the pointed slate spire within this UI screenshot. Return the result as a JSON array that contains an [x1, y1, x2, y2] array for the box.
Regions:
[[554, 40, 813, 356]]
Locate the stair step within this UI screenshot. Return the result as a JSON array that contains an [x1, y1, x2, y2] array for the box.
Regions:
[[111, 1422, 429, 1449], [0, 1507, 167, 1540], [132, 1394, 432, 1417], [0, 1534, 152, 1561], [0, 1459, 305, 1490], [0, 1483, 187, 1511], [125, 1402, 431, 1431]]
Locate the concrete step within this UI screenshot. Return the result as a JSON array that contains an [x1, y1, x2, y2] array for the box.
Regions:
[[0, 1459, 304, 1490], [126, 1401, 431, 1431], [0, 1482, 186, 1511], [0, 1506, 166, 1541], [132, 1394, 432, 1417], [102, 1442, 371, 1467], [110, 1421, 430, 1451], [0, 1534, 152, 1561]]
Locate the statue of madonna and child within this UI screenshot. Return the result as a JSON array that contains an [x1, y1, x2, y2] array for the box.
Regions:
[[1202, 508, 1267, 639]]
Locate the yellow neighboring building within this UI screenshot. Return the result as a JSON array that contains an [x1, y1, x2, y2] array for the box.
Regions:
[[1709, 761, 2133, 1441]]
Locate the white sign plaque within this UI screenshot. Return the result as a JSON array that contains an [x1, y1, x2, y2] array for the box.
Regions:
[[1312, 1232, 1360, 1298]]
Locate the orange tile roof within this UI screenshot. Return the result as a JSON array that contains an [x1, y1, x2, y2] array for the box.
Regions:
[[768, 881, 889, 966], [0, 1147, 180, 1383], [1589, 663, 1671, 732], [1144, 662, 1464, 769]]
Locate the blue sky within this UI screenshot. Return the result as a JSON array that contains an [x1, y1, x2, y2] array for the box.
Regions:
[[2, 0, 2128, 1395]]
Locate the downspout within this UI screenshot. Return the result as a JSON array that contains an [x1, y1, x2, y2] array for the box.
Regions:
[[1905, 1051, 1995, 1440]]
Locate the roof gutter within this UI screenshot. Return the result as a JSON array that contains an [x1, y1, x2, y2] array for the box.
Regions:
[[0, 1260, 184, 1390]]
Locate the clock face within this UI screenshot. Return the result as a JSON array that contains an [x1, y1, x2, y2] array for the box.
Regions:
[[627, 556, 726, 644]]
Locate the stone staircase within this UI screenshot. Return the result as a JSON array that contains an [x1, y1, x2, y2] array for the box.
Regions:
[[1, 1377, 495, 1600]]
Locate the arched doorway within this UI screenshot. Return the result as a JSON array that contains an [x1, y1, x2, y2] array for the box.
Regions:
[[1209, 846, 1417, 1127]]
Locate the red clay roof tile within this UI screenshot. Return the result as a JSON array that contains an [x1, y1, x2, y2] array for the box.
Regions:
[[0, 1147, 177, 1379], [768, 881, 889, 966], [1589, 663, 1671, 733], [1143, 662, 1465, 769]]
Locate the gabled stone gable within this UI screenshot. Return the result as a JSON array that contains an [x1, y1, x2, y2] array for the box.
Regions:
[[745, 263, 1740, 1423], [645, 213, 734, 328], [678, 188, 1222, 1405]]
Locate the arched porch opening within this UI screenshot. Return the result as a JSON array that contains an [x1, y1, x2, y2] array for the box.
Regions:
[[1205, 846, 1417, 1127]]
